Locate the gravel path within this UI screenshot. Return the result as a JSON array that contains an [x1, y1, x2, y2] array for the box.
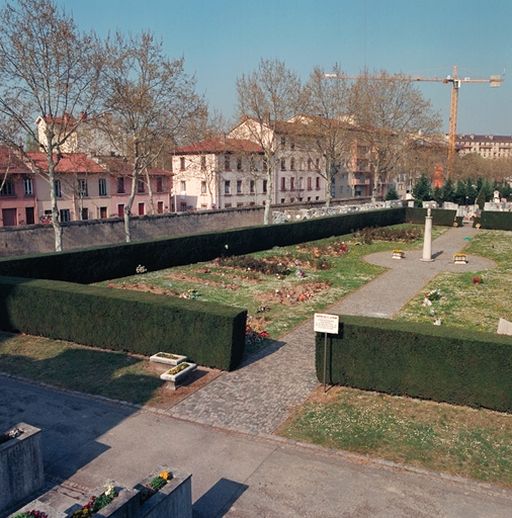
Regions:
[[171, 227, 495, 433]]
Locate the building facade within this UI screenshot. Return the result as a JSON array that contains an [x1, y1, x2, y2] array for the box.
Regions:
[[457, 134, 512, 159]]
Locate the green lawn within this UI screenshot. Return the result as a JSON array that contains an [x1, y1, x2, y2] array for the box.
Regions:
[[280, 386, 512, 486], [101, 224, 442, 340], [397, 229, 510, 332]]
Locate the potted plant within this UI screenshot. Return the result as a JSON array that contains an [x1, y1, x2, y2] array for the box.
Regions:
[[160, 362, 197, 384], [149, 352, 187, 366]]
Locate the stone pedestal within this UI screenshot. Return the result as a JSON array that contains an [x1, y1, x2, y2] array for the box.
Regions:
[[0, 423, 44, 516], [421, 209, 434, 262]]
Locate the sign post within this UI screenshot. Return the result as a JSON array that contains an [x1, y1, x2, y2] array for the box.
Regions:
[[314, 313, 339, 392]]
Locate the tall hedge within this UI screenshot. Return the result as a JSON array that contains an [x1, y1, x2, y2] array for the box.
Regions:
[[405, 207, 456, 226], [315, 315, 512, 412], [0, 208, 405, 284], [0, 276, 247, 371], [480, 211, 512, 230]]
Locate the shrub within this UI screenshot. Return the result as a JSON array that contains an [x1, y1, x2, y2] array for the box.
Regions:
[[0, 276, 246, 371], [480, 211, 512, 230], [405, 207, 456, 226], [315, 315, 512, 412]]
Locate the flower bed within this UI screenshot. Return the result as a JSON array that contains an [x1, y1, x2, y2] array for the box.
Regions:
[[70, 483, 118, 517], [13, 511, 48, 518]]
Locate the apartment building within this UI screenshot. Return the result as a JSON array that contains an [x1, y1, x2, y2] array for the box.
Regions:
[[0, 147, 172, 226], [457, 134, 512, 159]]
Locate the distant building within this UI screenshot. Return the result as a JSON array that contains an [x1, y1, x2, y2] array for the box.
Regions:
[[457, 134, 512, 159]]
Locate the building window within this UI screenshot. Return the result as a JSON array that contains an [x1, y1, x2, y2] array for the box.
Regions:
[[262, 157, 268, 171], [78, 179, 88, 197], [117, 204, 124, 217], [201, 181, 207, 194], [54, 179, 62, 198], [290, 157, 295, 171], [224, 203, 232, 208], [280, 136, 286, 147], [99, 178, 107, 196], [250, 180, 255, 193], [224, 154, 231, 171], [237, 202, 243, 207], [236, 180, 242, 194], [280, 158, 286, 171], [307, 177, 312, 191], [0, 179, 15, 196], [263, 179, 268, 193], [157, 201, 164, 214], [180, 157, 186, 171], [315, 158, 320, 171], [81, 207, 89, 220], [290, 140, 295, 151], [99, 206, 108, 219], [117, 177, 125, 194], [307, 158, 312, 170], [290, 177, 295, 191], [200, 155, 206, 171], [237, 157, 242, 171], [180, 201, 187, 210], [281, 198, 285, 203], [224, 180, 231, 194], [59, 208, 70, 222], [249, 156, 257, 172], [137, 179, 145, 193], [298, 177, 303, 190], [23, 177, 33, 196], [281, 177, 286, 191], [138, 202, 145, 215], [180, 180, 186, 192], [156, 176, 163, 193], [316, 176, 320, 190]]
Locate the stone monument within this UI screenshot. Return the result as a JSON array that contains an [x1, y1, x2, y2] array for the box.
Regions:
[[421, 207, 433, 262]]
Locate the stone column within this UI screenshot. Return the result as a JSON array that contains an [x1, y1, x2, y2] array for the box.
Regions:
[[421, 208, 434, 262]]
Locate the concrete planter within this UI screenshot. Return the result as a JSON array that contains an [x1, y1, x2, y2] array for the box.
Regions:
[[160, 363, 197, 383], [94, 488, 140, 518], [149, 352, 187, 366], [0, 422, 44, 516], [135, 470, 192, 518]]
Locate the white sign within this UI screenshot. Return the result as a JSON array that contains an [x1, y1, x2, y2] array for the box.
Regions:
[[314, 313, 339, 334]]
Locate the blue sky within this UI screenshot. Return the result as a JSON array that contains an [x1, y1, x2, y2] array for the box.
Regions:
[[54, 0, 512, 134]]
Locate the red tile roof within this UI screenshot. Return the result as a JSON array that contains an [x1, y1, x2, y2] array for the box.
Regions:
[[174, 137, 263, 154], [27, 152, 105, 174], [0, 146, 31, 174], [95, 156, 172, 176]]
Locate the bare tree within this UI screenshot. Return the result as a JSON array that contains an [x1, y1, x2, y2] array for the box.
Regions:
[[0, 0, 104, 250], [349, 71, 442, 201], [303, 66, 355, 207], [100, 32, 205, 242], [235, 59, 304, 224]]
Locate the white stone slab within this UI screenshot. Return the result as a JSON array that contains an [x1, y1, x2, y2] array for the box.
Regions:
[[497, 318, 512, 336]]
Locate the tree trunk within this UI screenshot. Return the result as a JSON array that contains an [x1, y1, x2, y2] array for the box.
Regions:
[[263, 167, 272, 225], [47, 158, 63, 252], [145, 169, 155, 214], [124, 173, 138, 242]]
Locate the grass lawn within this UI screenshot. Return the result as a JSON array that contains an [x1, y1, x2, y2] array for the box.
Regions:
[[279, 386, 512, 486], [397, 229, 510, 332], [100, 224, 443, 340]]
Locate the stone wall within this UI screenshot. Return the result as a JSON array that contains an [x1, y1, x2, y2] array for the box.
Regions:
[[0, 198, 372, 257], [0, 423, 44, 516]]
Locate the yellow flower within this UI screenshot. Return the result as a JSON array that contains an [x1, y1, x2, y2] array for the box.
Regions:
[[159, 470, 171, 480]]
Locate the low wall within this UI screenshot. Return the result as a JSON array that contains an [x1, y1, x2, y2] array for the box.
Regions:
[[0, 423, 44, 516], [0, 198, 373, 257]]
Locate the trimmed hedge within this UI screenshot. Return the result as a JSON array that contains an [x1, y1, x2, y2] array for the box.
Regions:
[[480, 211, 512, 230], [0, 276, 247, 371], [405, 207, 456, 226], [0, 208, 405, 284], [315, 315, 512, 412]]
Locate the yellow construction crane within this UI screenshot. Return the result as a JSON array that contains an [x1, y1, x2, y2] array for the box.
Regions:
[[325, 65, 503, 177]]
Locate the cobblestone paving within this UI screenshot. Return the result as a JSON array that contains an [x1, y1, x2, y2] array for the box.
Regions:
[[171, 226, 496, 434]]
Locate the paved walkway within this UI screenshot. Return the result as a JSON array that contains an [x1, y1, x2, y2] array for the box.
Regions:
[[171, 227, 495, 434], [2, 375, 512, 518]]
